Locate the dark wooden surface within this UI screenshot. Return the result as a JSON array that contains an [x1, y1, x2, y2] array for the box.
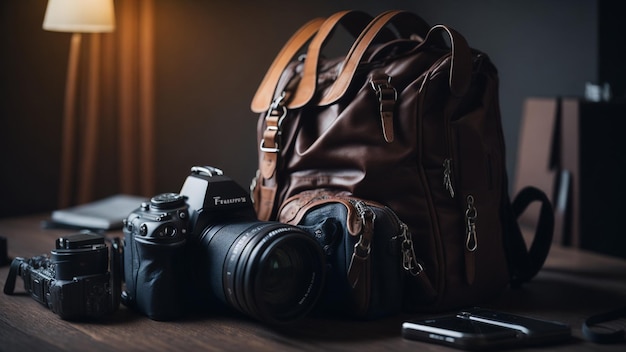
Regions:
[[1, 214, 625, 351]]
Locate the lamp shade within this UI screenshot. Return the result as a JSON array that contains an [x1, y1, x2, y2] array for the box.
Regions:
[[43, 0, 115, 33]]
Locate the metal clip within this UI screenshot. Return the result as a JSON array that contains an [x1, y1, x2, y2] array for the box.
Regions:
[[353, 237, 371, 259], [268, 91, 286, 111], [352, 199, 375, 258], [347, 199, 375, 288], [370, 76, 398, 101], [260, 92, 288, 153], [465, 195, 478, 252], [399, 223, 423, 276]]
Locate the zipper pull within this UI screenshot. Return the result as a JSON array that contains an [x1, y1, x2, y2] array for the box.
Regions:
[[399, 223, 423, 276], [465, 195, 478, 252], [347, 200, 375, 288], [396, 221, 438, 303], [443, 158, 455, 198], [464, 194, 477, 284]]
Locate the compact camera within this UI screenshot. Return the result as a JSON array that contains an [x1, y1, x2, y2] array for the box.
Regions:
[[123, 166, 326, 324], [3, 231, 122, 320]]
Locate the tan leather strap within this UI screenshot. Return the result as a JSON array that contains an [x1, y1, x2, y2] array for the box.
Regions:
[[250, 17, 325, 113], [287, 10, 381, 109], [319, 10, 429, 106], [251, 11, 382, 113], [319, 11, 472, 106]]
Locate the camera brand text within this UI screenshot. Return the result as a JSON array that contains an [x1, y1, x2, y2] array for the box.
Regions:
[[213, 196, 247, 206]]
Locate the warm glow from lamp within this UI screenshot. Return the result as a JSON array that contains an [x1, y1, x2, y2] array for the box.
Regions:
[[43, 0, 116, 207], [43, 0, 115, 33]]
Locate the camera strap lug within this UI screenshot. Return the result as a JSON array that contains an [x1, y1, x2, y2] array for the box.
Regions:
[[3, 257, 24, 295]]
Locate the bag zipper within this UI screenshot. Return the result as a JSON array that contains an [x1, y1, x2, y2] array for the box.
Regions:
[[464, 194, 478, 284], [443, 158, 455, 198], [346, 199, 374, 288], [378, 205, 422, 277], [398, 222, 423, 277], [430, 54, 479, 285], [346, 199, 424, 285], [438, 53, 481, 284]]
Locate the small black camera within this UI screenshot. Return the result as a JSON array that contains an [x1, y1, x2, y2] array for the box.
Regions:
[[123, 166, 326, 324], [3, 231, 122, 320]]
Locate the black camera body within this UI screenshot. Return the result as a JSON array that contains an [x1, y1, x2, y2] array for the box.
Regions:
[[122, 192, 190, 320], [123, 166, 326, 324], [3, 231, 121, 320]]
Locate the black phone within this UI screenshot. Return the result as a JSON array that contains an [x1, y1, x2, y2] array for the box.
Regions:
[[401, 308, 571, 350]]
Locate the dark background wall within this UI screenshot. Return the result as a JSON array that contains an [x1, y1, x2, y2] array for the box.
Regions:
[[0, 0, 612, 217]]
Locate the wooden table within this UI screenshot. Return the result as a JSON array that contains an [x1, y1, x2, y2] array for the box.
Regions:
[[1, 214, 625, 351]]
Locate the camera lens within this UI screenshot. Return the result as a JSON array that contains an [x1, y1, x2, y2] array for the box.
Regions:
[[255, 236, 320, 320], [199, 221, 325, 324], [261, 245, 301, 305]]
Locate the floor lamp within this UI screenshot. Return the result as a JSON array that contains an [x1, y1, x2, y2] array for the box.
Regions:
[[43, 0, 116, 208]]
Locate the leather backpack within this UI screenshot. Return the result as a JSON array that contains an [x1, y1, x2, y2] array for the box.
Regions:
[[250, 10, 554, 311]]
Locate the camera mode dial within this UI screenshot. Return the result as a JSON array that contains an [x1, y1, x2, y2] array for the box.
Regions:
[[150, 193, 186, 210]]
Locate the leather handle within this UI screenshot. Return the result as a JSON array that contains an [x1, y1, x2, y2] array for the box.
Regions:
[[250, 17, 326, 113], [318, 10, 430, 106], [251, 11, 383, 113], [287, 10, 386, 109], [319, 11, 472, 106]]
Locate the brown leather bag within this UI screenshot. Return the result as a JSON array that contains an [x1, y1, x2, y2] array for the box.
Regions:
[[250, 10, 554, 311]]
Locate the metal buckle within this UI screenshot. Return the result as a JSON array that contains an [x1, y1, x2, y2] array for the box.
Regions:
[[259, 140, 280, 153], [260, 92, 288, 153]]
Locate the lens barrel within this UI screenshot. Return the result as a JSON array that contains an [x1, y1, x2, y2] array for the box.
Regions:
[[199, 221, 325, 324]]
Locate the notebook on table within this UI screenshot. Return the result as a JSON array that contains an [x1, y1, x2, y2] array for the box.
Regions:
[[49, 194, 147, 231]]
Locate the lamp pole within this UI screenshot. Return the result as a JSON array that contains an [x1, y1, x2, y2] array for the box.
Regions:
[[42, 0, 116, 207], [58, 32, 81, 208]]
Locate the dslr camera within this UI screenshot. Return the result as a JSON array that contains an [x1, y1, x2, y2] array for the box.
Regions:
[[123, 166, 326, 324], [3, 231, 122, 320]]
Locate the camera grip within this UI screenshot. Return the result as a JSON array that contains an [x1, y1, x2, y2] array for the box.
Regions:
[[124, 238, 187, 321]]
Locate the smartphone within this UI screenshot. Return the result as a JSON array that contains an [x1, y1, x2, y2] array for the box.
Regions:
[[402, 315, 521, 350], [402, 308, 571, 351], [459, 308, 571, 346]]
